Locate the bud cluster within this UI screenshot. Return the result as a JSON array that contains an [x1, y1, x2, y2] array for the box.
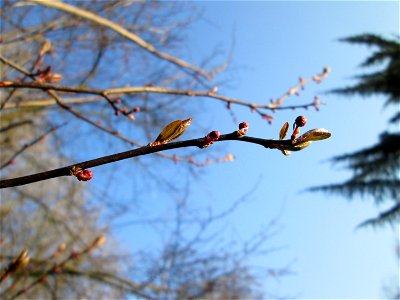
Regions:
[[112, 99, 140, 120]]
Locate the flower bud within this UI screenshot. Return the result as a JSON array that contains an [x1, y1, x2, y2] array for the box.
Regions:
[[238, 122, 249, 135], [295, 115, 307, 128], [75, 170, 93, 181], [208, 130, 220, 141], [201, 130, 220, 148]]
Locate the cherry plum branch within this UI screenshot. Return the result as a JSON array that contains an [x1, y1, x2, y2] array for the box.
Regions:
[[0, 125, 331, 189]]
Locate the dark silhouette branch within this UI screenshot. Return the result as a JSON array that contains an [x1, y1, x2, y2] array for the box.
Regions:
[[0, 132, 300, 189]]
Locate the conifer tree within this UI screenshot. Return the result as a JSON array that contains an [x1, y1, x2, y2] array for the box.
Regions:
[[310, 34, 400, 227]]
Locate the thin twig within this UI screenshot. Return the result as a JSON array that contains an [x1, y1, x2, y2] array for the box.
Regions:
[[29, 0, 212, 81], [0, 123, 65, 170], [0, 81, 319, 112], [0, 55, 208, 166], [0, 120, 33, 133]]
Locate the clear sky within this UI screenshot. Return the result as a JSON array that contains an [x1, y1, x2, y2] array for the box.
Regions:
[[172, 1, 399, 299], [106, 1, 400, 299]]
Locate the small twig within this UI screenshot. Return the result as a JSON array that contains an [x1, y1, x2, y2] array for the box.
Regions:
[[1, 96, 104, 109], [0, 120, 33, 133], [0, 55, 205, 166], [29, 0, 212, 81], [0, 124, 65, 170], [8, 236, 105, 300], [0, 132, 299, 189]]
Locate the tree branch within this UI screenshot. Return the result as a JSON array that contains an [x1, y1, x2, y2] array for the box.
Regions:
[[0, 132, 302, 189], [29, 0, 212, 81], [0, 81, 319, 112]]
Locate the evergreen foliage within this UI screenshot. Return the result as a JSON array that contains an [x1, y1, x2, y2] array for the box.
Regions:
[[310, 34, 400, 227]]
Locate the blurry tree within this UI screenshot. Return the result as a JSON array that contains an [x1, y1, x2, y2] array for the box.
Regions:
[[310, 34, 400, 227], [0, 0, 330, 299]]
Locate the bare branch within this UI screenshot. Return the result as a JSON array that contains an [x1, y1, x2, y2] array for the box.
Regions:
[[0, 131, 326, 189], [28, 0, 212, 81], [0, 81, 321, 112]]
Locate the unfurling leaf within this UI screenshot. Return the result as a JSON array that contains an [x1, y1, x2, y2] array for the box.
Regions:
[[279, 140, 312, 156], [279, 122, 289, 140], [149, 118, 192, 146], [39, 40, 52, 56], [297, 128, 331, 142]]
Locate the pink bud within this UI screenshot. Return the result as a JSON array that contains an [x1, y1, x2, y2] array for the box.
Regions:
[[239, 122, 249, 130], [114, 99, 121, 104], [208, 130, 220, 141], [295, 116, 307, 128], [133, 107, 140, 113], [238, 122, 249, 135]]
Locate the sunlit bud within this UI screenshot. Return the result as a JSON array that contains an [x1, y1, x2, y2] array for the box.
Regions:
[[322, 66, 331, 75], [201, 130, 220, 148], [44, 73, 62, 83], [75, 170, 93, 181], [295, 115, 307, 128], [210, 86, 218, 93], [296, 128, 332, 142], [312, 75, 322, 83], [224, 153, 235, 161], [90, 234, 106, 250], [238, 122, 249, 135], [288, 87, 298, 96], [54, 242, 66, 257], [209, 130, 220, 141], [11, 249, 30, 272], [39, 40, 52, 56], [128, 114, 136, 121]]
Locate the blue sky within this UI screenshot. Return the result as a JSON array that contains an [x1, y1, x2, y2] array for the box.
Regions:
[[1, 1, 398, 299], [173, 1, 399, 298]]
